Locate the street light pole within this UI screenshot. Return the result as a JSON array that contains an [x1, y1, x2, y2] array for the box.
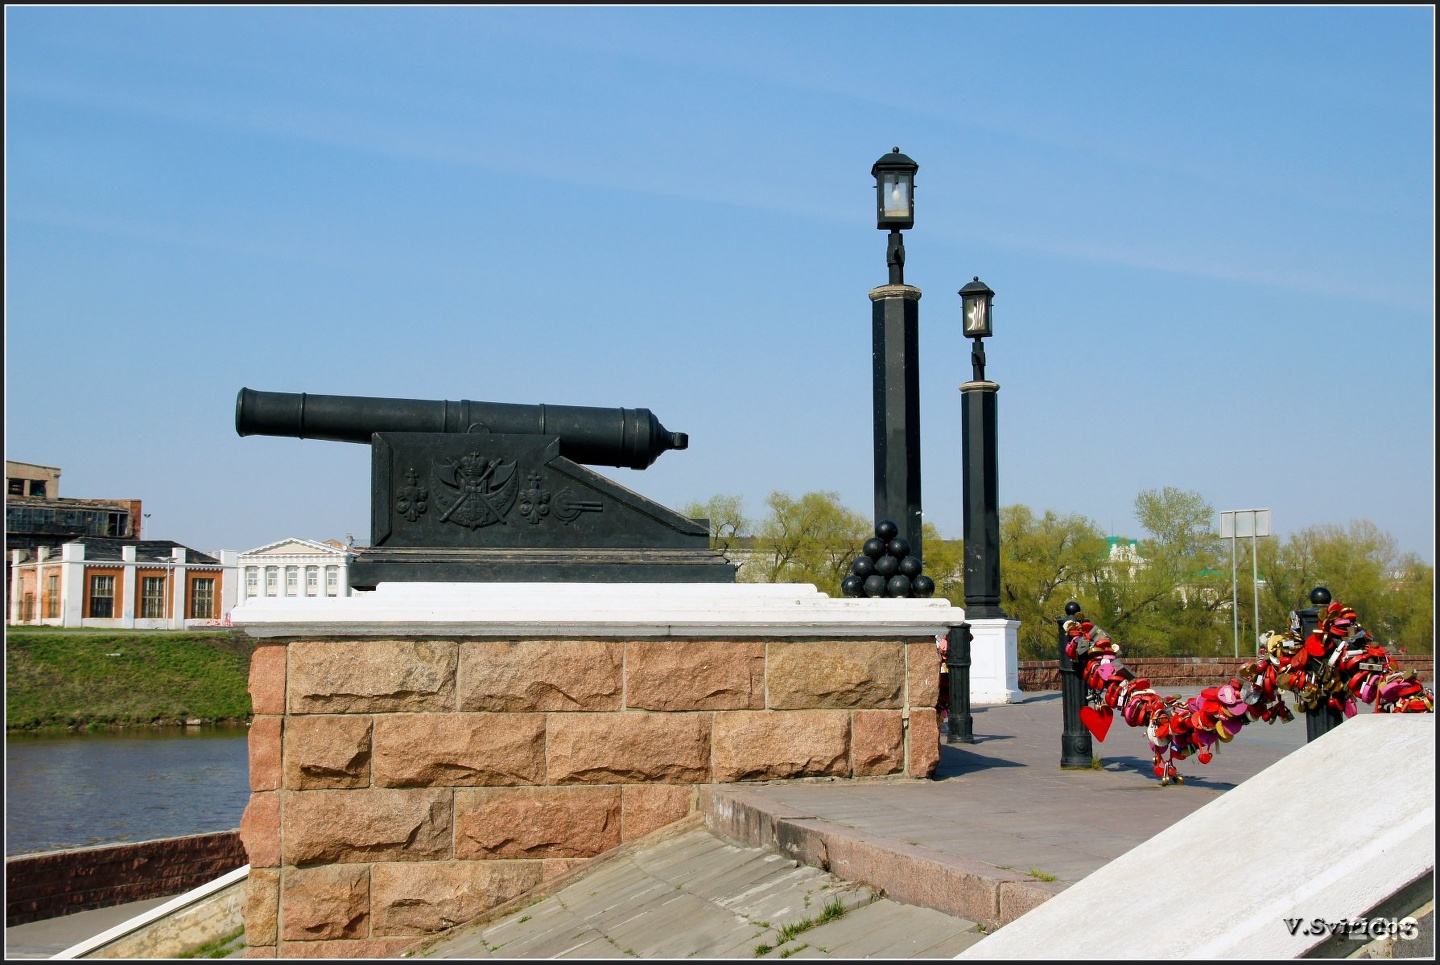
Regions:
[[869, 148, 924, 564], [958, 277, 1005, 619]]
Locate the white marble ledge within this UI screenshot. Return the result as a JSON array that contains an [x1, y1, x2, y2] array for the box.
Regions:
[[230, 581, 967, 639]]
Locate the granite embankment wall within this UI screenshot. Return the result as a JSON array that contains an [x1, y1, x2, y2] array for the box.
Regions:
[[5, 831, 245, 927], [1017, 655, 1435, 691], [240, 636, 942, 958]]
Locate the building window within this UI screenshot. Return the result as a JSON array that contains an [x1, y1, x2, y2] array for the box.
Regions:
[[266, 567, 278, 595], [190, 578, 216, 619], [246, 568, 259, 599], [106, 512, 129, 537], [141, 577, 167, 619], [45, 575, 59, 618], [7, 479, 23, 496], [306, 567, 319, 595], [89, 575, 116, 618], [21, 594, 36, 621], [326, 568, 339, 596], [286, 568, 298, 595], [28, 480, 47, 498]]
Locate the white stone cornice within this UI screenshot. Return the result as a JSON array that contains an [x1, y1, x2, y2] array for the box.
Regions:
[[231, 581, 967, 639]]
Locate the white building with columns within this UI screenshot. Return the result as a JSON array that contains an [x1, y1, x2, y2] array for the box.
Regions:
[[235, 538, 357, 604]]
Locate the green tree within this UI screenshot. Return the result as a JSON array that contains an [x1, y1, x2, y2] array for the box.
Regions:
[[1265, 520, 1433, 654], [997, 505, 1109, 660], [751, 491, 870, 588], [1086, 488, 1228, 656], [681, 494, 748, 555], [923, 522, 964, 605]]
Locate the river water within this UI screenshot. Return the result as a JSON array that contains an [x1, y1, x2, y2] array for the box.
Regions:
[[5, 726, 250, 856]]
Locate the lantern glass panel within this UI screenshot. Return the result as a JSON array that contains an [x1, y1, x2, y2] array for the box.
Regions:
[[964, 295, 991, 337], [881, 174, 911, 220]]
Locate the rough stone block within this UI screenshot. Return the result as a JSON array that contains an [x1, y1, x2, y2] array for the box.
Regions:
[[249, 644, 287, 716], [625, 640, 765, 711], [243, 947, 276, 958], [454, 786, 621, 859], [908, 640, 941, 709], [276, 938, 417, 959], [908, 708, 940, 778], [282, 789, 452, 865], [712, 711, 850, 782], [239, 792, 280, 869], [546, 713, 711, 784], [372, 713, 544, 788], [851, 710, 904, 777], [457, 640, 622, 712], [370, 860, 544, 936], [622, 784, 697, 840], [281, 864, 370, 942], [287, 640, 456, 714], [248, 716, 282, 792], [768, 641, 905, 709], [284, 716, 372, 790], [243, 868, 280, 948]]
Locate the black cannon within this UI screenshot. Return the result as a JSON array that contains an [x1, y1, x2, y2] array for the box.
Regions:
[[235, 387, 734, 586], [235, 388, 688, 471]]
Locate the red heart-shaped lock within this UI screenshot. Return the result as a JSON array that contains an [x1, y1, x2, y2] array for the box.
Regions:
[[1079, 705, 1113, 742]]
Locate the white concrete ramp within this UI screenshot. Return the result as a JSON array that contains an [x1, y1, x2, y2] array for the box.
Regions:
[[958, 714, 1435, 960]]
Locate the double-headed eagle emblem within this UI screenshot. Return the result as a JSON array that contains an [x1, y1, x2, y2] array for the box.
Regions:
[[433, 451, 519, 529]]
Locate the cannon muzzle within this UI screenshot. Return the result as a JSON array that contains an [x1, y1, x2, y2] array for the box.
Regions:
[[236, 388, 688, 470]]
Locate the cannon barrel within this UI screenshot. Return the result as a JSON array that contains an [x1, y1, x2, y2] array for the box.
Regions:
[[236, 388, 688, 470]]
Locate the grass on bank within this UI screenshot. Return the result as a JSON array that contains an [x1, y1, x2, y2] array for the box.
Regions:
[[4, 629, 252, 731]]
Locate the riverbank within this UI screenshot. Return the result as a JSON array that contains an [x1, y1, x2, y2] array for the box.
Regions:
[[4, 630, 252, 731]]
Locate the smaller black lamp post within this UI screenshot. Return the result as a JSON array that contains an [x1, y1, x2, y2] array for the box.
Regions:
[[958, 276, 1006, 620], [959, 276, 995, 381], [872, 148, 919, 285]]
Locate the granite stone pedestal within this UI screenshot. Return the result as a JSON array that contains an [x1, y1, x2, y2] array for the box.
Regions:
[[232, 582, 969, 958]]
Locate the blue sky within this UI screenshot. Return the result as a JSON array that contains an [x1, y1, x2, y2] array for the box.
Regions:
[[5, 6, 1434, 563]]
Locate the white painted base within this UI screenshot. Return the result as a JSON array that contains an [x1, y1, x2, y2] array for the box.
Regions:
[[967, 618, 1024, 706], [231, 581, 969, 639], [957, 714, 1436, 960]]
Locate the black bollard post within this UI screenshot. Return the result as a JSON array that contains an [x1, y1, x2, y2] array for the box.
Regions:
[[1294, 586, 1344, 742], [1058, 601, 1093, 768], [946, 624, 975, 744]]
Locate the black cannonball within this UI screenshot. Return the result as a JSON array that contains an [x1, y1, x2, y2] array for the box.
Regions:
[[886, 574, 912, 598], [898, 555, 922, 578], [841, 574, 864, 598], [912, 574, 936, 598], [874, 554, 899, 577], [887, 537, 911, 560], [863, 574, 888, 598], [863, 537, 886, 560], [851, 556, 875, 578], [875, 519, 899, 541]]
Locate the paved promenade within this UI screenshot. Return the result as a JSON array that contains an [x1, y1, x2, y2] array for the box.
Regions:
[[719, 689, 1309, 893], [6, 690, 1329, 959]]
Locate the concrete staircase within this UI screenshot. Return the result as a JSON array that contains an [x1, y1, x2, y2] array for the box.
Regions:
[[412, 816, 985, 960]]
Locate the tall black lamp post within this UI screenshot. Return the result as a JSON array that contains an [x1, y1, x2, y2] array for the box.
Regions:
[[869, 148, 925, 564], [958, 277, 1006, 619]]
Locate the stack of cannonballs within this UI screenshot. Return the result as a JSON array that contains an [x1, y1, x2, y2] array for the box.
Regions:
[[841, 519, 935, 598]]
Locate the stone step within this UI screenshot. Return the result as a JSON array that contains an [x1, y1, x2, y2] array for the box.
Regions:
[[417, 823, 981, 959]]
